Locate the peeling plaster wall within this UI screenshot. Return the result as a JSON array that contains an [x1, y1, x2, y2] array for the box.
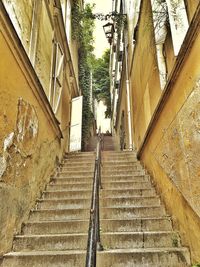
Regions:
[[2, 0, 34, 53], [0, 23, 67, 255], [138, 16, 200, 262]]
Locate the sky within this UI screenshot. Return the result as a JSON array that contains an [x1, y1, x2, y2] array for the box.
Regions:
[[85, 0, 113, 58]]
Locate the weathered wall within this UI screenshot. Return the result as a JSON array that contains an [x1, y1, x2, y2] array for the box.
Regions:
[[0, 0, 79, 256], [2, 0, 34, 53], [0, 29, 63, 254], [138, 6, 200, 262], [130, 0, 161, 148]]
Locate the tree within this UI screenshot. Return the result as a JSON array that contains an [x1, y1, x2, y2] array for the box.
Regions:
[[93, 49, 111, 118]]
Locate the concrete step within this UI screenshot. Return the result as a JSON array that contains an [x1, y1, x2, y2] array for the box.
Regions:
[[61, 166, 94, 172], [101, 218, 172, 232], [102, 161, 140, 167], [43, 190, 92, 199], [23, 220, 89, 235], [101, 175, 149, 183], [29, 208, 89, 221], [58, 171, 93, 177], [102, 170, 146, 176], [101, 181, 152, 190], [37, 198, 91, 209], [62, 161, 94, 167], [50, 177, 93, 184], [102, 152, 136, 155], [100, 196, 160, 207], [102, 159, 138, 163], [46, 183, 92, 191], [65, 152, 95, 158], [23, 217, 172, 235], [100, 188, 156, 197], [2, 250, 86, 267], [13, 234, 88, 251], [102, 165, 143, 171], [100, 206, 165, 219], [63, 159, 95, 165], [101, 231, 180, 249], [96, 248, 190, 267]]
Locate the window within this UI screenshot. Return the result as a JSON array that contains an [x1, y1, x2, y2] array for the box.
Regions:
[[50, 42, 64, 114]]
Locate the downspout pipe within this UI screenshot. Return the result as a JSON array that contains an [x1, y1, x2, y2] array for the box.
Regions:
[[124, 29, 133, 150]]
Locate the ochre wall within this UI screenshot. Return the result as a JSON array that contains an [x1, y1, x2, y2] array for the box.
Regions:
[[0, 0, 78, 255], [185, 0, 199, 21], [0, 29, 66, 254], [138, 10, 200, 262], [130, 0, 161, 148]]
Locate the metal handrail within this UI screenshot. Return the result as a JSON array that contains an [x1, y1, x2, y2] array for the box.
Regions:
[[85, 130, 103, 267]]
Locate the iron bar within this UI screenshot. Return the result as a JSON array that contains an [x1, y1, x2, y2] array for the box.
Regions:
[[85, 130, 103, 267]]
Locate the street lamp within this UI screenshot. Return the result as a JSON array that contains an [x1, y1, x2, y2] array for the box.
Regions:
[[103, 22, 114, 45]]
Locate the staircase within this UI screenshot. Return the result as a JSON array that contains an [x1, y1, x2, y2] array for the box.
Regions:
[[97, 151, 190, 266], [1, 150, 191, 266], [1, 152, 95, 267]]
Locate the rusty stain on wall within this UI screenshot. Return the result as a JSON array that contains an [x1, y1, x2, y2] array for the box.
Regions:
[[154, 79, 200, 216]]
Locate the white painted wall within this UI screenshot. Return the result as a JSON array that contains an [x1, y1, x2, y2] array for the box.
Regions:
[[95, 100, 111, 133]]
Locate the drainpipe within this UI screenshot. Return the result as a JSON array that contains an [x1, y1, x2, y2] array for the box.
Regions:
[[124, 29, 133, 150]]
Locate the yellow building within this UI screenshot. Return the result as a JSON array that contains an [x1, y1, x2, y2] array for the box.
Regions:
[[110, 0, 200, 262], [0, 0, 81, 254]]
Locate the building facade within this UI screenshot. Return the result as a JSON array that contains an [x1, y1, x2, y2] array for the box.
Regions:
[[0, 0, 80, 255], [110, 0, 200, 262]]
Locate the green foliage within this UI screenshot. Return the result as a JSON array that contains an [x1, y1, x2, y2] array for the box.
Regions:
[[93, 49, 111, 118], [192, 264, 200, 267], [72, 1, 95, 150]]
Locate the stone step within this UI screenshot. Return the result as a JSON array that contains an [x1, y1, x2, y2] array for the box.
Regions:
[[62, 161, 94, 167], [58, 171, 93, 177], [29, 208, 89, 221], [65, 152, 95, 158], [102, 159, 138, 163], [57, 173, 93, 179], [102, 175, 149, 183], [13, 234, 88, 251], [102, 161, 140, 166], [102, 170, 146, 176], [50, 177, 93, 184], [43, 190, 92, 199], [2, 251, 86, 267], [96, 248, 190, 267], [101, 181, 152, 190], [23, 217, 172, 235], [46, 183, 92, 191], [63, 158, 95, 163], [61, 166, 94, 172], [37, 198, 91, 209], [101, 231, 180, 249], [102, 152, 136, 156], [100, 206, 165, 219], [23, 220, 89, 235], [100, 196, 160, 207], [101, 218, 172, 232], [102, 165, 143, 171], [102, 157, 137, 161], [100, 188, 156, 197]]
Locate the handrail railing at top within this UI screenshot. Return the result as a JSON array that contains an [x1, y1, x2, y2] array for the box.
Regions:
[[85, 130, 103, 267]]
